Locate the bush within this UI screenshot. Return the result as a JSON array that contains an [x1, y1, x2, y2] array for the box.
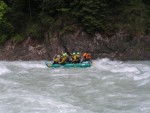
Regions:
[[12, 34, 24, 43], [26, 23, 43, 38], [0, 35, 7, 44]]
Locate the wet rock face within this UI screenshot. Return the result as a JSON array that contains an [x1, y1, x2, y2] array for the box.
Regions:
[[0, 37, 49, 60], [0, 31, 150, 61], [47, 31, 148, 60]]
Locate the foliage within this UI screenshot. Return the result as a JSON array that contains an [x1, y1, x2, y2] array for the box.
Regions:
[[26, 23, 43, 38], [0, 34, 7, 44], [0, 0, 150, 44], [0, 0, 7, 23], [12, 34, 24, 43], [0, 1, 14, 43]]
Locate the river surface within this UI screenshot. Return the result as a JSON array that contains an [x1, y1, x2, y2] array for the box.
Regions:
[[0, 59, 150, 113]]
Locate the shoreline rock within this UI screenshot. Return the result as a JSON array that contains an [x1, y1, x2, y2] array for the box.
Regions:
[[0, 31, 150, 61]]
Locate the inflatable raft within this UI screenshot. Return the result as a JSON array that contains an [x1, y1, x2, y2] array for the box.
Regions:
[[45, 61, 92, 68]]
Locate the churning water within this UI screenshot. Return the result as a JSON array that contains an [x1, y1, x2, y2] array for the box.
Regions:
[[0, 59, 150, 113]]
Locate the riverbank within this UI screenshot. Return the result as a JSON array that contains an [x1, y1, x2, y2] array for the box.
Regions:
[[0, 30, 150, 61]]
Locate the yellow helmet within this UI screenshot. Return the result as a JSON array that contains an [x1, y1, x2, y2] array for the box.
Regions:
[[57, 55, 60, 58], [63, 53, 67, 56], [77, 52, 80, 55]]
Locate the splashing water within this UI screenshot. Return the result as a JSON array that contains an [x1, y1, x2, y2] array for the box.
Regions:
[[0, 59, 150, 113]]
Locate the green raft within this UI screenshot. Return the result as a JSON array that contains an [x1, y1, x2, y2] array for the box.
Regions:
[[45, 61, 92, 68]]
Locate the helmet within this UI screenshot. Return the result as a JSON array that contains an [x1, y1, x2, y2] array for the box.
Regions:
[[73, 52, 76, 55], [57, 55, 60, 58], [77, 52, 80, 55], [63, 53, 67, 56]]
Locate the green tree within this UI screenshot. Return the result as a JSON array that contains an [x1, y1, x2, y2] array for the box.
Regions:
[[0, 0, 7, 23], [0, 0, 149, 44], [0, 0, 14, 43]]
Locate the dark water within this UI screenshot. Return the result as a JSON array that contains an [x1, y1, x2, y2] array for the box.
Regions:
[[0, 59, 150, 113]]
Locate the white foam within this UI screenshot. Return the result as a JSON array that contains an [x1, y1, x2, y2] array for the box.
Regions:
[[4, 93, 92, 113], [0, 67, 11, 76], [111, 67, 140, 74], [12, 62, 46, 69], [94, 59, 141, 75], [134, 72, 150, 81], [137, 80, 149, 86], [94, 58, 122, 69], [21, 63, 46, 69], [18, 70, 29, 74], [0, 78, 18, 85]]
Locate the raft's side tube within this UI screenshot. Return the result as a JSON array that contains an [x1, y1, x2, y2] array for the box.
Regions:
[[45, 61, 91, 68]]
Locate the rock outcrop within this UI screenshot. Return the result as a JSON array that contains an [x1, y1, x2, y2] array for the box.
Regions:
[[0, 30, 150, 61]]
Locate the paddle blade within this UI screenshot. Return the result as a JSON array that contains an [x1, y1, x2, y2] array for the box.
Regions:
[[45, 62, 51, 67]]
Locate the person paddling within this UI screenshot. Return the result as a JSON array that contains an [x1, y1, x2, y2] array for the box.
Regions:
[[59, 53, 69, 65], [71, 52, 81, 63], [76, 52, 81, 63], [53, 55, 60, 64], [82, 52, 92, 62]]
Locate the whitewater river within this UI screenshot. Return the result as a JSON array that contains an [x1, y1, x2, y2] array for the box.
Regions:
[[0, 59, 150, 113]]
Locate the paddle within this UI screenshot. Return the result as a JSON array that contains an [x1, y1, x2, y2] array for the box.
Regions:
[[45, 62, 52, 67]]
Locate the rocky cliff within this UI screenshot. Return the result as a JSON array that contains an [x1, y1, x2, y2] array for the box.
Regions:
[[0, 30, 150, 61]]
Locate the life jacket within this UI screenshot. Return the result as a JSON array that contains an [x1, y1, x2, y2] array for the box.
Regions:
[[59, 55, 69, 64], [72, 55, 77, 62], [83, 53, 87, 58], [76, 54, 81, 61], [53, 57, 60, 64], [76, 54, 80, 58], [71, 55, 80, 63], [86, 53, 91, 59], [83, 53, 91, 59]]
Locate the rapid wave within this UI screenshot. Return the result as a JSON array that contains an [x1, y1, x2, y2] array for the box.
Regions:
[[17, 62, 46, 69], [0, 59, 150, 113], [0, 66, 11, 76], [10, 61, 46, 69], [94, 58, 149, 74], [94, 58, 150, 87]]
